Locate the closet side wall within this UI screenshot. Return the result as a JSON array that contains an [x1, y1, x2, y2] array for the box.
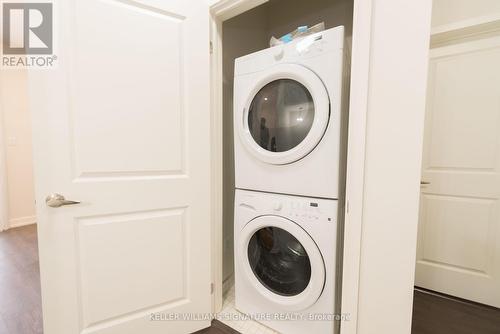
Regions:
[[222, 6, 269, 284]]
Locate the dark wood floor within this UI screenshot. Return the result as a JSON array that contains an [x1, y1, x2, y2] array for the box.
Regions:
[[0, 224, 43, 334], [194, 320, 240, 334], [411, 288, 500, 334], [1, 225, 499, 334]]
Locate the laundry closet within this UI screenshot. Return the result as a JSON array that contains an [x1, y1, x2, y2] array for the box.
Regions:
[[220, 0, 354, 333]]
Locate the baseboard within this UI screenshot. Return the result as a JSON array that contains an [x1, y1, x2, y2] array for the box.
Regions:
[[414, 286, 499, 310], [8, 215, 37, 229]]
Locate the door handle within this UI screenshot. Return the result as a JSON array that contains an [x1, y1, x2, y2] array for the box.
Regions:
[[420, 181, 431, 185], [45, 193, 81, 208]]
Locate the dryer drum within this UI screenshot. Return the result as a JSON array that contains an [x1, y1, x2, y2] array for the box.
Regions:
[[248, 79, 315, 153]]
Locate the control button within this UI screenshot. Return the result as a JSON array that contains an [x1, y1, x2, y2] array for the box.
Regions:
[[273, 202, 283, 211]]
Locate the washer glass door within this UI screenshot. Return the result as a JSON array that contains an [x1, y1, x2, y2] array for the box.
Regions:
[[239, 215, 325, 311], [248, 226, 311, 296]]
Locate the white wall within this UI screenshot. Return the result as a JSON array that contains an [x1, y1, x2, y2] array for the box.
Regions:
[[0, 98, 8, 231], [432, 0, 500, 26], [0, 70, 37, 229], [354, 1, 432, 334]]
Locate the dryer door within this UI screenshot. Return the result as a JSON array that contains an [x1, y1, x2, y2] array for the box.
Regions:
[[238, 215, 325, 311], [238, 64, 330, 165]]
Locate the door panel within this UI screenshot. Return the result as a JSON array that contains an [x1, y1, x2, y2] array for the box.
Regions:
[[420, 195, 493, 273], [426, 48, 500, 171], [415, 36, 500, 307], [78, 209, 187, 327], [29, 0, 211, 333], [72, 0, 185, 177]]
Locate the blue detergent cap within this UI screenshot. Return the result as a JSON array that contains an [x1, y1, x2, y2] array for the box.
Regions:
[[280, 33, 293, 43], [297, 26, 308, 33]]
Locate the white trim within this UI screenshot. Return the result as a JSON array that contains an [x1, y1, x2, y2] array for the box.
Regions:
[[209, 8, 224, 313], [431, 13, 500, 47], [339, 0, 372, 333], [8, 215, 37, 229], [211, 0, 268, 22], [430, 34, 500, 58]]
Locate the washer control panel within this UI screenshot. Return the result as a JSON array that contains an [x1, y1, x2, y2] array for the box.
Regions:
[[271, 198, 335, 224], [236, 189, 338, 225]]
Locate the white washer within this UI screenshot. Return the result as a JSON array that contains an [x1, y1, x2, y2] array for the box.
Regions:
[[234, 26, 349, 199], [234, 189, 340, 334]]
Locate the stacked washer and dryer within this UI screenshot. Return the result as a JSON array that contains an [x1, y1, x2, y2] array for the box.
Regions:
[[233, 26, 349, 334]]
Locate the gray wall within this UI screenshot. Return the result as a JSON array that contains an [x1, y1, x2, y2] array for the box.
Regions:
[[266, 0, 353, 39], [222, 5, 269, 283], [222, 0, 354, 283]]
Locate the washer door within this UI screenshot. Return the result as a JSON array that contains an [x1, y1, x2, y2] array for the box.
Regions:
[[239, 215, 325, 311], [239, 63, 330, 165]]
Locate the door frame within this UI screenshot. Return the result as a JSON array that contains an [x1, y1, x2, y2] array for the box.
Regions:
[[416, 15, 500, 308], [208, 0, 372, 332]]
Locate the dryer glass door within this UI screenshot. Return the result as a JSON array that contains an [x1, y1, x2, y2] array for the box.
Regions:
[[248, 79, 315, 153], [239, 64, 330, 165]]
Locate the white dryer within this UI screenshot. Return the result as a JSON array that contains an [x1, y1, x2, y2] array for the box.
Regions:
[[234, 189, 340, 334], [233, 26, 349, 199]]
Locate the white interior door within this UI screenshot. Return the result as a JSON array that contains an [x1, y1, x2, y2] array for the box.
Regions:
[[29, 0, 212, 333], [415, 35, 500, 307]]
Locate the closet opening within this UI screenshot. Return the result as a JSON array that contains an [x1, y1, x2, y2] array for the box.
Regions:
[[217, 0, 354, 332]]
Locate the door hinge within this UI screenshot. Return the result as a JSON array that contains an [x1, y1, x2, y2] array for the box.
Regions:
[[210, 283, 214, 294], [210, 41, 213, 54]]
